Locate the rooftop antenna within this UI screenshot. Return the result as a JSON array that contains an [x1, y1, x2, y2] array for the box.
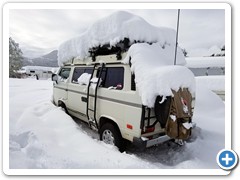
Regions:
[[174, 9, 180, 65]]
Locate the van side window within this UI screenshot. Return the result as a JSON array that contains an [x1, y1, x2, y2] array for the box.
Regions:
[[72, 67, 94, 83], [97, 67, 124, 89], [72, 68, 85, 83], [59, 68, 71, 79]]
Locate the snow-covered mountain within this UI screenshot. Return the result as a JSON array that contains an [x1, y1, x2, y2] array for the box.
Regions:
[[23, 50, 58, 67]]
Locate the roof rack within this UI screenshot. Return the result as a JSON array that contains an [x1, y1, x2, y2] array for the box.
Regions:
[[62, 37, 155, 66], [63, 52, 128, 66], [63, 38, 130, 66]]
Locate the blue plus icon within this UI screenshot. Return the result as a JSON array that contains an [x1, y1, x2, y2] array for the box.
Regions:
[[220, 152, 234, 166], [217, 149, 238, 170]]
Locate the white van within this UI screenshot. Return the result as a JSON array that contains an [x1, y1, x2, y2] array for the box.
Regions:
[[52, 52, 194, 152]]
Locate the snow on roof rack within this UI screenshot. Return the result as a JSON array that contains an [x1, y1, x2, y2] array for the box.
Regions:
[[58, 11, 176, 66]]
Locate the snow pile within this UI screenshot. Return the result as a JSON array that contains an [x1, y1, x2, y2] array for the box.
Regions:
[[175, 82, 225, 169], [195, 76, 225, 91], [58, 11, 176, 66], [10, 103, 156, 169], [77, 73, 91, 85], [123, 43, 195, 107], [193, 82, 225, 134], [77, 75, 101, 89], [9, 78, 157, 169], [9, 78, 225, 169], [185, 57, 225, 68]]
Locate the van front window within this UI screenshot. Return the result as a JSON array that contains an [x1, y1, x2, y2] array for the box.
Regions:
[[59, 68, 71, 79]]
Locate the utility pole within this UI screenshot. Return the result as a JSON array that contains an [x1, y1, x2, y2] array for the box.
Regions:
[[174, 9, 180, 65]]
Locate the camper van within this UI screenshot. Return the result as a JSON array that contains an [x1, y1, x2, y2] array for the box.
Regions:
[[52, 11, 195, 151], [52, 52, 194, 152], [19, 66, 57, 80]]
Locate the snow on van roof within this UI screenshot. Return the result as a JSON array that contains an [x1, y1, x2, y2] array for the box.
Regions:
[[123, 43, 195, 108], [58, 11, 176, 66]]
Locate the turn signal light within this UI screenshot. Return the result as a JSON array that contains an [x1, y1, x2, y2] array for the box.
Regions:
[[127, 124, 133, 129]]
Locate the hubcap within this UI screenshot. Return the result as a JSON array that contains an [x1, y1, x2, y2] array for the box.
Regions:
[[102, 130, 115, 145]]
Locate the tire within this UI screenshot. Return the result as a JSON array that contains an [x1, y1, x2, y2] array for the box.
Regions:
[[99, 123, 125, 152], [59, 102, 69, 115], [154, 96, 171, 128]]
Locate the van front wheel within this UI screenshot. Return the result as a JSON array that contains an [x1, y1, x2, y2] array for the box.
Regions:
[[99, 123, 124, 152]]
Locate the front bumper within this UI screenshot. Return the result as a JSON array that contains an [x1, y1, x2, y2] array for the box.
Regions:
[[133, 135, 172, 148]]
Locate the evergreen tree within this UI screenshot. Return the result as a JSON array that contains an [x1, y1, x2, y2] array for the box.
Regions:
[[9, 37, 23, 77]]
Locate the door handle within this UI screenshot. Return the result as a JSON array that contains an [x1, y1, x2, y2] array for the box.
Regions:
[[81, 97, 87, 102]]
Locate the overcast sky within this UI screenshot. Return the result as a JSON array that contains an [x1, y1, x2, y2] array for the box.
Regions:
[[9, 9, 225, 58]]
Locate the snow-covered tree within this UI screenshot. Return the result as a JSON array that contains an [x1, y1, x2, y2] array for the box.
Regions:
[[9, 37, 23, 77]]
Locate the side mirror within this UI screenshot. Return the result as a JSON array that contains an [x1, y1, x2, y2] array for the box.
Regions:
[[52, 74, 58, 84]]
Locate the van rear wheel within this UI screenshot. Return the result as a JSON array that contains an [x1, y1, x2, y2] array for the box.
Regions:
[[58, 102, 69, 115], [99, 123, 124, 152]]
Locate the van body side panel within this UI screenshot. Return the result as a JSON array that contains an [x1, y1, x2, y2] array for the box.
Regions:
[[94, 89, 142, 141], [53, 84, 68, 105], [53, 67, 72, 106], [67, 83, 89, 121], [52, 64, 165, 143]]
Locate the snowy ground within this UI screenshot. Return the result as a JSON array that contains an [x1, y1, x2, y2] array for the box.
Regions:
[[9, 78, 225, 169]]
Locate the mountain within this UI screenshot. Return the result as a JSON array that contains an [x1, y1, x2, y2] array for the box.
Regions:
[[42, 50, 58, 60], [22, 50, 58, 67]]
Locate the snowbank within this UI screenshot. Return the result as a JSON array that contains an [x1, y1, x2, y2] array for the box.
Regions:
[[177, 82, 225, 168], [195, 76, 225, 91], [185, 57, 225, 68], [58, 11, 176, 66], [9, 78, 158, 169], [123, 43, 195, 107], [11, 102, 157, 169]]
